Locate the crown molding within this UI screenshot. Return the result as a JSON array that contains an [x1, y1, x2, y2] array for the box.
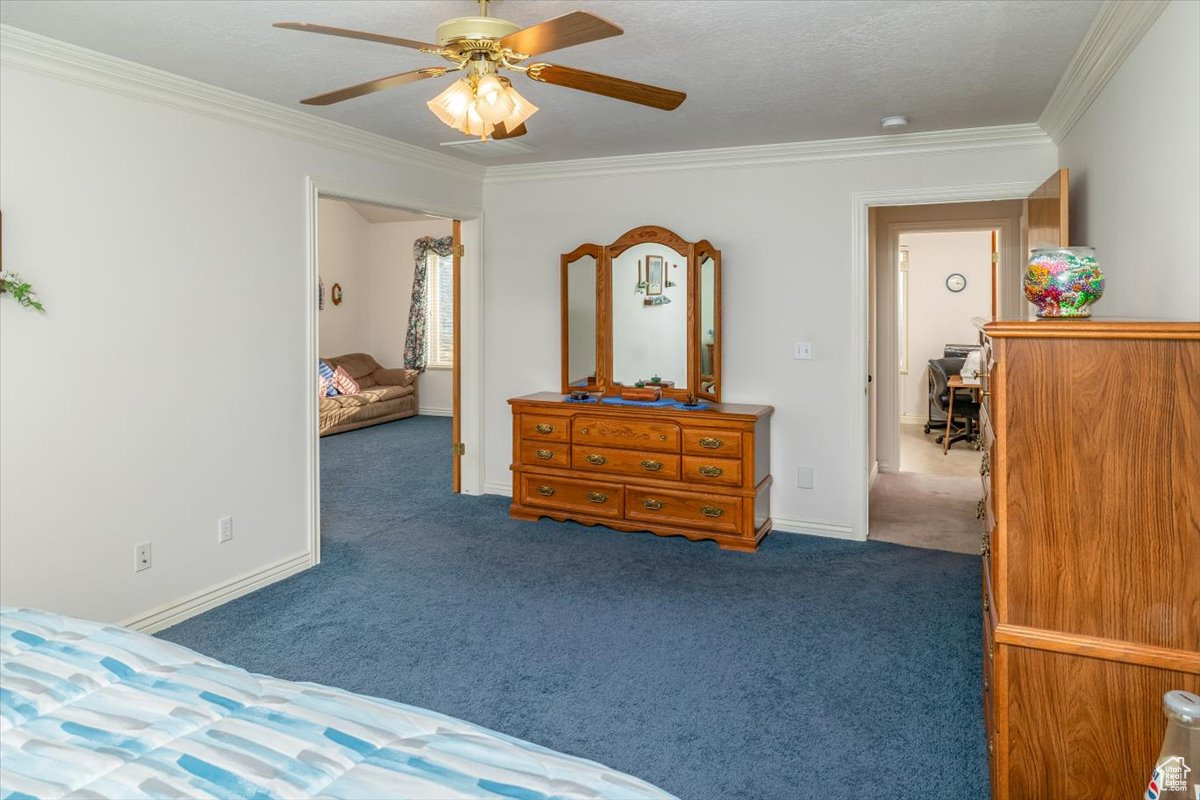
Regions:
[[483, 123, 1053, 184], [1038, 0, 1168, 143], [0, 24, 484, 182]]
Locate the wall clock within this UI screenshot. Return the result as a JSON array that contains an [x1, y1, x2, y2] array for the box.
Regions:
[[945, 273, 967, 293]]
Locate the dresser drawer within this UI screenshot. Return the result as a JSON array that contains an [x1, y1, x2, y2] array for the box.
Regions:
[[625, 487, 742, 534], [572, 445, 681, 480], [681, 455, 742, 487], [519, 475, 623, 518], [573, 416, 679, 452], [681, 427, 742, 457], [520, 441, 569, 467], [519, 414, 570, 443]]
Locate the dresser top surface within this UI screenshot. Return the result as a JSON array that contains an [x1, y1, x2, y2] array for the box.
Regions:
[[975, 316, 1200, 340], [509, 392, 774, 420]]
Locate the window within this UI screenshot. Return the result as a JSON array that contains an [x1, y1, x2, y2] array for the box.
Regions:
[[897, 245, 909, 375], [426, 252, 454, 368]]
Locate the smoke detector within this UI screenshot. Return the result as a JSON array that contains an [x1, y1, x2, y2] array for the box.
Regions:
[[881, 115, 910, 131]]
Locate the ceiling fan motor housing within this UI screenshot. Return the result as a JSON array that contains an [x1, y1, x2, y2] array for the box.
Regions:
[[436, 17, 521, 48]]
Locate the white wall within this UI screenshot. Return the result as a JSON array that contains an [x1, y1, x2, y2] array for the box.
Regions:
[[317, 199, 370, 357], [899, 231, 993, 419], [1057, 0, 1200, 320], [318, 206, 454, 414], [482, 142, 1057, 531], [0, 63, 480, 624]]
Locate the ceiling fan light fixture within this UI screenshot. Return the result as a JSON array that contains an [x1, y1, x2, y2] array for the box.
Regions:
[[427, 74, 538, 140]]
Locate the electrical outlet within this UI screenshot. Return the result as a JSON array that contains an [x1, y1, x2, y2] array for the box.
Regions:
[[797, 466, 814, 489], [793, 341, 813, 360], [135, 542, 152, 572], [217, 515, 233, 544]]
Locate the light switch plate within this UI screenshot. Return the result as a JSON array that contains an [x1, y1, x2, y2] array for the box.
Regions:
[[793, 341, 813, 360], [797, 466, 814, 489]]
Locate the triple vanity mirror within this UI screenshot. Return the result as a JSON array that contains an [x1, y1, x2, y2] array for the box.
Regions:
[[561, 225, 722, 401]]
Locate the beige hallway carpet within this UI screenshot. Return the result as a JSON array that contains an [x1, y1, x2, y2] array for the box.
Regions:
[[869, 471, 981, 555]]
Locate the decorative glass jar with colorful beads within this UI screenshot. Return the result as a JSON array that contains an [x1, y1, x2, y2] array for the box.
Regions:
[[1024, 246, 1104, 318]]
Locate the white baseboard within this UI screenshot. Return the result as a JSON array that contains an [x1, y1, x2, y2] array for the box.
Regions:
[[771, 516, 863, 540], [120, 551, 314, 634], [484, 480, 513, 496], [419, 407, 453, 417]]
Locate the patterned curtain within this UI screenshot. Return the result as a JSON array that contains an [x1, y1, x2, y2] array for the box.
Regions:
[[403, 236, 455, 372]]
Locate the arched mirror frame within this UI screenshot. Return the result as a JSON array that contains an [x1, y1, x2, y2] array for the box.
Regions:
[[693, 240, 722, 402], [603, 225, 694, 400], [560, 243, 605, 394]]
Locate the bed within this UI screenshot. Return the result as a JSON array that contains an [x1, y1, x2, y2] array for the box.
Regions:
[[0, 608, 674, 800]]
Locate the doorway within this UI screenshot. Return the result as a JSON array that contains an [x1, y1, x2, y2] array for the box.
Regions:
[[852, 170, 1067, 547], [871, 222, 1001, 553], [303, 177, 482, 565]]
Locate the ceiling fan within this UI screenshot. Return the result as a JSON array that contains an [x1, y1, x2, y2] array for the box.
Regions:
[[274, 0, 686, 141]]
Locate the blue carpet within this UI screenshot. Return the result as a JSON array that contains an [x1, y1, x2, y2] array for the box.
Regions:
[[159, 416, 988, 799]]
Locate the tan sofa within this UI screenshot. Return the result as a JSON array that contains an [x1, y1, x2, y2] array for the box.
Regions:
[[320, 353, 419, 436]]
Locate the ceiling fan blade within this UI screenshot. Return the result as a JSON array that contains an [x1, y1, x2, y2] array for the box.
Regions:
[[273, 22, 437, 51], [500, 11, 622, 57], [527, 64, 685, 110], [492, 122, 528, 140], [300, 68, 448, 106]]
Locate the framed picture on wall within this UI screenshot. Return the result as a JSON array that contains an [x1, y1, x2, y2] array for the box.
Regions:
[[645, 255, 664, 295]]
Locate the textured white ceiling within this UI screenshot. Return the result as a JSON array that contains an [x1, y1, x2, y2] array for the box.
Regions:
[[0, 0, 1100, 165]]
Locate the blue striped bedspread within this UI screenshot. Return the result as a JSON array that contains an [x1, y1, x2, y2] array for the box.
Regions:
[[0, 608, 674, 800]]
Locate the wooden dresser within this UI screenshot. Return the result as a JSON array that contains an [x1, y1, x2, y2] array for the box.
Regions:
[[509, 393, 773, 551], [977, 319, 1200, 799]]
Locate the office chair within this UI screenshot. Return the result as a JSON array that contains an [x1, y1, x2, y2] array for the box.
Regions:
[[927, 357, 980, 449]]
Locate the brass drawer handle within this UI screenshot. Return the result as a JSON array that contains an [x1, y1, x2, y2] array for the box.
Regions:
[[535, 449, 554, 460], [535, 423, 555, 434], [641, 460, 663, 472], [536, 485, 555, 497], [580, 428, 590, 435], [586, 454, 607, 465], [698, 437, 723, 449], [698, 465, 723, 478], [980, 452, 990, 477], [643, 499, 664, 511], [587, 491, 608, 504], [700, 506, 724, 518], [659, 435, 667, 441]]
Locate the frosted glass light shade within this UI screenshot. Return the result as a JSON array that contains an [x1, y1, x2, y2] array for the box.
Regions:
[[496, 83, 537, 132], [426, 79, 475, 129], [474, 75, 515, 125]]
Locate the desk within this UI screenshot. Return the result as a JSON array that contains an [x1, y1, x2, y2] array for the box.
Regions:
[[944, 374, 981, 454]]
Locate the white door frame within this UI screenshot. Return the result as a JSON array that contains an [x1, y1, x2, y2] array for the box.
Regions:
[[304, 175, 485, 564], [849, 181, 1039, 540]]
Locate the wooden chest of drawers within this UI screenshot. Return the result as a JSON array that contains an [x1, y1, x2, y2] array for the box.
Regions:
[[509, 393, 773, 551], [976, 319, 1200, 799]]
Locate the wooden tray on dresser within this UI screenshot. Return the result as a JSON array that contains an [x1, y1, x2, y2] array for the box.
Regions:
[[508, 393, 773, 551]]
